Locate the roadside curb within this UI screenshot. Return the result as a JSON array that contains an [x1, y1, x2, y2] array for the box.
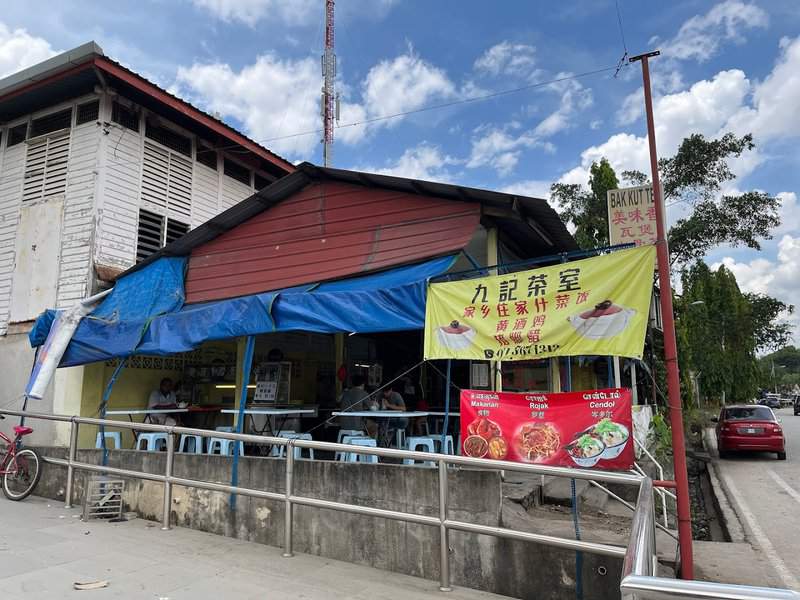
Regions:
[[701, 428, 746, 544]]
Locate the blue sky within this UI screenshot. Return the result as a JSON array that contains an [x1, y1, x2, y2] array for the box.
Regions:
[[2, 0, 799, 341]]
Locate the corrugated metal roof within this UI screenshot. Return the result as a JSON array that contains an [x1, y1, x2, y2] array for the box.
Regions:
[[127, 163, 577, 302], [184, 180, 482, 303]]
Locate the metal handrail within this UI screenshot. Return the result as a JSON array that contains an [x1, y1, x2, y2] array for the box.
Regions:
[[621, 576, 800, 600], [1, 408, 634, 592], [10, 408, 798, 599], [622, 475, 800, 600]]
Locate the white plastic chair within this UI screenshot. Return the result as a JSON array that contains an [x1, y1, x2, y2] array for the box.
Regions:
[[425, 434, 455, 455], [404, 437, 435, 467], [345, 438, 378, 463], [96, 431, 122, 450], [336, 430, 364, 461], [208, 437, 245, 456], [135, 432, 168, 452], [178, 434, 204, 454]]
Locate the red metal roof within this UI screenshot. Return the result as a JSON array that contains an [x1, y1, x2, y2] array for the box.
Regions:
[[184, 181, 481, 303], [0, 48, 294, 175]]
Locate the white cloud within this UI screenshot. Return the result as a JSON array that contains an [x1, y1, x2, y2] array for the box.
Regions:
[[175, 44, 459, 158], [361, 48, 457, 126], [728, 36, 800, 141], [466, 126, 529, 176], [500, 179, 552, 200], [533, 75, 593, 137], [176, 54, 321, 157], [361, 143, 461, 183], [190, 0, 397, 26], [474, 41, 541, 81], [191, 0, 316, 26], [656, 0, 769, 63], [0, 22, 57, 79], [560, 69, 751, 187], [467, 76, 592, 176], [777, 192, 800, 235], [714, 234, 800, 342]]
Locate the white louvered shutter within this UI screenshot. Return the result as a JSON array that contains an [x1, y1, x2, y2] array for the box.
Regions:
[[22, 132, 70, 202], [141, 141, 170, 210], [141, 140, 193, 220]]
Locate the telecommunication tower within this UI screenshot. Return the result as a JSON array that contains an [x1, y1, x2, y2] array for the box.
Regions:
[[321, 0, 339, 166]]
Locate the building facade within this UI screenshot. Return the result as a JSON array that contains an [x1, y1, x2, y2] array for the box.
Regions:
[[0, 43, 292, 444]]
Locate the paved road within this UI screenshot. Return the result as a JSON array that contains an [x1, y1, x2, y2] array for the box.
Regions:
[[712, 407, 800, 591], [0, 496, 505, 599]]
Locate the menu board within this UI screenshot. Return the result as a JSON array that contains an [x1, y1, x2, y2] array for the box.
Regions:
[[460, 388, 633, 470]]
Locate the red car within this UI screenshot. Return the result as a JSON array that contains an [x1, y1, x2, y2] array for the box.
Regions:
[[715, 405, 786, 460]]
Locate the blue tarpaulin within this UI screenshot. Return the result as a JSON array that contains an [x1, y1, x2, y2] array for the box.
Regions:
[[30, 254, 456, 367]]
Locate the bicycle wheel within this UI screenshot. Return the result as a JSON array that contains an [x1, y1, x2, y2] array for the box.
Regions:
[[3, 448, 42, 501]]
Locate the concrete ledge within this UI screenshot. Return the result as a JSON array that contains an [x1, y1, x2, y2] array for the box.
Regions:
[[34, 446, 622, 600]]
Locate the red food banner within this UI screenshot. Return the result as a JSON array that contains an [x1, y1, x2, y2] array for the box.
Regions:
[[460, 388, 634, 471]]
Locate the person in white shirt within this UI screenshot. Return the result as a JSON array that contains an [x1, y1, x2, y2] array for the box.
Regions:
[[147, 378, 178, 426]]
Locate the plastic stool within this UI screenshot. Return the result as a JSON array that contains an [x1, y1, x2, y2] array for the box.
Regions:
[[336, 430, 364, 460], [96, 431, 122, 450], [345, 438, 378, 463], [179, 434, 204, 454], [426, 434, 455, 455], [337, 429, 364, 443], [337, 435, 372, 461], [208, 437, 245, 456], [394, 428, 407, 449], [269, 430, 298, 457], [404, 437, 436, 467], [277, 433, 315, 460], [135, 433, 168, 451]]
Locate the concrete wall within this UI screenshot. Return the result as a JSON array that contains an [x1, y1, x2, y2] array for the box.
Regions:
[[0, 332, 57, 446], [35, 448, 621, 600]]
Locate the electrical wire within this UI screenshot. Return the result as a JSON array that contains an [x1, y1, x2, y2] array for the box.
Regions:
[[257, 65, 620, 145], [613, 0, 629, 78]]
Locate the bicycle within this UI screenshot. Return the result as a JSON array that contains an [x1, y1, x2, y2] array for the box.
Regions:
[[0, 415, 42, 501]]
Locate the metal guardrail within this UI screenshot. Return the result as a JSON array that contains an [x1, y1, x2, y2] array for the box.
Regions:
[[3, 409, 799, 599], [2, 409, 633, 593], [621, 470, 800, 600]]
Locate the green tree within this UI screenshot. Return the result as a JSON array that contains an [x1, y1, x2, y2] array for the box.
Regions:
[[745, 294, 795, 353], [622, 133, 781, 268], [678, 262, 760, 404], [551, 158, 618, 249], [758, 346, 800, 393], [558, 133, 781, 269]]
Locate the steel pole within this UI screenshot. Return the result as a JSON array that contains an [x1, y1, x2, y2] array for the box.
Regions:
[[283, 441, 295, 557], [438, 459, 452, 592], [65, 420, 79, 508], [631, 50, 693, 579], [161, 432, 175, 530]]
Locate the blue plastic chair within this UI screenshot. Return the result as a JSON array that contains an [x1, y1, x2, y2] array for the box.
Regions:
[[96, 431, 122, 450]]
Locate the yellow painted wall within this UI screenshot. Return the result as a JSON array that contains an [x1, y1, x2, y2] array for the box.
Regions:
[[78, 361, 182, 448]]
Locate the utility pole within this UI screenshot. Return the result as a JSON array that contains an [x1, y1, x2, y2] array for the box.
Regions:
[[629, 50, 694, 580], [321, 0, 338, 167]]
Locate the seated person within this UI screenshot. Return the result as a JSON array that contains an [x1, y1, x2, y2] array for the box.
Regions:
[[381, 385, 408, 444], [148, 377, 178, 426], [337, 375, 369, 432]]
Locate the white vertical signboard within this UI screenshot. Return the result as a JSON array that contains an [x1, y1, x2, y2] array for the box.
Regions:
[[607, 185, 659, 247]]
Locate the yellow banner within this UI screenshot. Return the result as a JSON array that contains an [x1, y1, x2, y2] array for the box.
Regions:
[[424, 245, 656, 362]]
